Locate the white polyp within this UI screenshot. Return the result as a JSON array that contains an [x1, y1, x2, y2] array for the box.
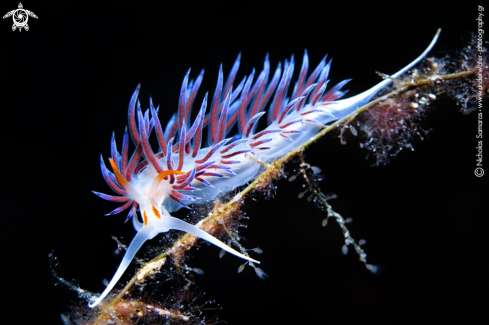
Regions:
[[253, 267, 269, 280], [366, 264, 379, 273], [219, 249, 226, 259], [190, 267, 204, 275], [311, 166, 321, 174]]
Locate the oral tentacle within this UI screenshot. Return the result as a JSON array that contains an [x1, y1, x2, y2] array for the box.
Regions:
[[162, 215, 259, 264], [88, 227, 154, 308]]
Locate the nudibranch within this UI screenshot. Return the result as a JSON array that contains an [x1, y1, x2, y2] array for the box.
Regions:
[[89, 30, 440, 308]]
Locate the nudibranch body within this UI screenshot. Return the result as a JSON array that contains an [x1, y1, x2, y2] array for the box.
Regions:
[[89, 31, 440, 308]]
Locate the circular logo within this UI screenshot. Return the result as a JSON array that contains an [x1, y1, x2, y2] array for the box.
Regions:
[[13, 9, 28, 28], [474, 167, 484, 177]]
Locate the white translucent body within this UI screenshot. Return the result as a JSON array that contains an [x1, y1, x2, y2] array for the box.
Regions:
[[89, 31, 439, 308]]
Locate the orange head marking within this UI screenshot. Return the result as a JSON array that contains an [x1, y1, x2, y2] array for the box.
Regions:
[[152, 205, 161, 219], [155, 169, 185, 183], [149, 169, 186, 199], [143, 210, 148, 226]]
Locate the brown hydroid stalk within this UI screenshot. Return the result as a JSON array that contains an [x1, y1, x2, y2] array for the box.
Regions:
[[298, 151, 371, 269]]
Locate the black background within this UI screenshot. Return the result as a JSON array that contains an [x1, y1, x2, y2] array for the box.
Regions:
[[2, 1, 488, 324]]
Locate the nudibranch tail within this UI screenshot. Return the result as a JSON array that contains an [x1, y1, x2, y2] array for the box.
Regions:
[[329, 29, 441, 115]]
